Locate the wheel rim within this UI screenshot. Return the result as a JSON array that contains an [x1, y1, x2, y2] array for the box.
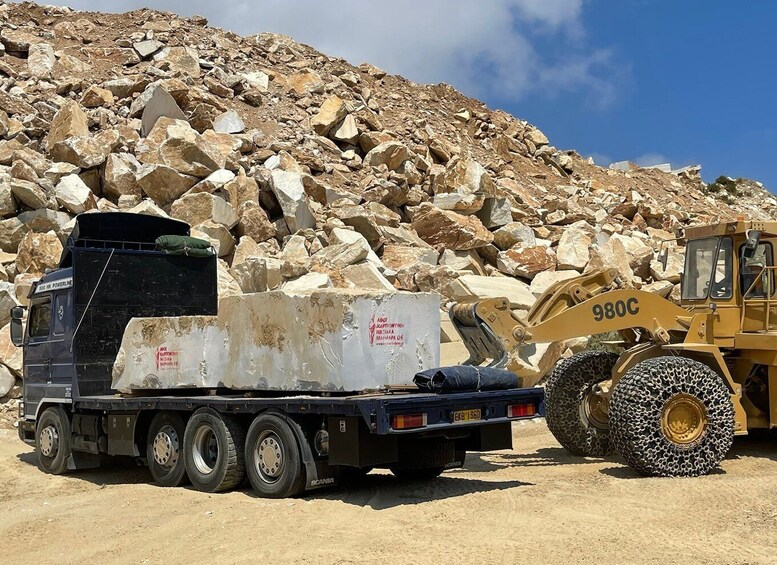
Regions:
[[153, 425, 180, 469], [39, 424, 59, 458], [581, 388, 610, 430], [192, 425, 219, 475], [255, 431, 284, 484], [661, 394, 708, 445]]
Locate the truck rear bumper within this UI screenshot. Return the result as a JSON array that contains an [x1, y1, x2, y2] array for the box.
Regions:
[[361, 387, 545, 435]]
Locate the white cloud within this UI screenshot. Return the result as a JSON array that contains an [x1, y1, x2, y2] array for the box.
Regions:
[[49, 0, 618, 106], [633, 153, 671, 167]]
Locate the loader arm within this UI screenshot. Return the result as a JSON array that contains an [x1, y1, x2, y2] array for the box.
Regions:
[[450, 270, 691, 385]]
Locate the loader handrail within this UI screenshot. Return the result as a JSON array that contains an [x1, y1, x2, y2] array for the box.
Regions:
[[741, 265, 776, 332]]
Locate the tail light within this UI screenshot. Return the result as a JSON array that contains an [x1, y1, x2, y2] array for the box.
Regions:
[[391, 413, 428, 430], [507, 403, 536, 418]]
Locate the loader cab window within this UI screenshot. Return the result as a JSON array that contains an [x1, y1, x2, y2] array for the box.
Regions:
[[741, 242, 774, 299], [28, 298, 52, 339], [682, 237, 731, 301]]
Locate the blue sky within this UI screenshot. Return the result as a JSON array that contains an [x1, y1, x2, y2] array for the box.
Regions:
[[47, 0, 776, 191], [509, 1, 777, 190]]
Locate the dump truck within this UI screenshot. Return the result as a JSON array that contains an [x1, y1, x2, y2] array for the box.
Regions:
[[451, 220, 777, 477], [13, 212, 544, 498]]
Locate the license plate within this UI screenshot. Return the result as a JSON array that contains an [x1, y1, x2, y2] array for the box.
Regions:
[[453, 409, 481, 423]]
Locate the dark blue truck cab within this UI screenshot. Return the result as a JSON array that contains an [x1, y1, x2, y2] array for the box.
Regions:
[[14, 212, 544, 498]]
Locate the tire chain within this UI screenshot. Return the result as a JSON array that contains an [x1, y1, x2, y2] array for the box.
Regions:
[[545, 350, 619, 456], [609, 356, 735, 477]]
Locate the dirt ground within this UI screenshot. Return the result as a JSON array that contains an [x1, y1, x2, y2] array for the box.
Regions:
[[1, 421, 776, 565]]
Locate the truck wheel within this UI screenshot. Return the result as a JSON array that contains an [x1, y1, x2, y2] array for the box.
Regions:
[[609, 356, 735, 477], [390, 466, 445, 480], [36, 407, 72, 475], [245, 413, 305, 498], [545, 350, 619, 456], [183, 408, 245, 493], [147, 412, 188, 487]]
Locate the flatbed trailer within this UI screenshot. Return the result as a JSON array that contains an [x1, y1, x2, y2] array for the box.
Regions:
[[12, 213, 545, 498], [18, 387, 544, 497]]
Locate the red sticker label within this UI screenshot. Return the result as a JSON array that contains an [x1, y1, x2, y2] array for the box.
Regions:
[[368, 315, 406, 346], [155, 346, 179, 371]]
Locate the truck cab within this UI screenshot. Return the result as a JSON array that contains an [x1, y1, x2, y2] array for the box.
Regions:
[[17, 268, 76, 422]]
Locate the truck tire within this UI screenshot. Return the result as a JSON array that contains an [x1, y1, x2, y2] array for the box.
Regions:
[[390, 466, 445, 480], [609, 356, 735, 477], [36, 407, 72, 475], [545, 350, 619, 456], [147, 412, 189, 487], [245, 413, 305, 498], [183, 408, 245, 493]]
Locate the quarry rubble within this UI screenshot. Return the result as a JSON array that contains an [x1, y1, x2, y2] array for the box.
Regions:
[[0, 1, 773, 423]]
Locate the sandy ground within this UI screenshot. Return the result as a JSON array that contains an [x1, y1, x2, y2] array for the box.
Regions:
[[1, 421, 776, 565]]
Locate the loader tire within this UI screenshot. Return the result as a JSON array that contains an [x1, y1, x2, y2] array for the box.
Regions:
[[184, 408, 245, 493], [609, 356, 735, 477], [545, 350, 619, 456]]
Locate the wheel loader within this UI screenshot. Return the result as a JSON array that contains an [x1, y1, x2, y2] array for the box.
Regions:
[[451, 219, 777, 477]]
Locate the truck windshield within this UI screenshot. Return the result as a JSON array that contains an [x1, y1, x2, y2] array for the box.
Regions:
[[682, 237, 725, 301]]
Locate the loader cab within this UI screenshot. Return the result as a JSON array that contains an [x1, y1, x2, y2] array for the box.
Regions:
[[680, 221, 777, 334]]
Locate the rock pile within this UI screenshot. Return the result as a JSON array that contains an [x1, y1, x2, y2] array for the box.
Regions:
[[0, 2, 773, 423]]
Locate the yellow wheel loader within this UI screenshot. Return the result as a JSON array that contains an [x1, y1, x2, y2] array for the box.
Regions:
[[451, 220, 777, 477]]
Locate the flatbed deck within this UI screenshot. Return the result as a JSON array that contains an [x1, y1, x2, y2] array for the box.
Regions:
[[75, 387, 546, 434]]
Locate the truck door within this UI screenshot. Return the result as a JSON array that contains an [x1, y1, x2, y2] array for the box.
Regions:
[[24, 294, 53, 418], [49, 289, 75, 395]]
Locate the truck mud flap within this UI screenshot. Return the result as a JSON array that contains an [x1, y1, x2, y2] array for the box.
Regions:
[[67, 451, 101, 470], [281, 413, 337, 491]]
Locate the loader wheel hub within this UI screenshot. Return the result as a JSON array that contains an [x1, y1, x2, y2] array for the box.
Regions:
[[581, 389, 610, 430], [661, 394, 707, 445]]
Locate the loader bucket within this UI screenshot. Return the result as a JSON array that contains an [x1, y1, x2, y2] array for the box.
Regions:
[[448, 269, 623, 385], [449, 299, 513, 369]]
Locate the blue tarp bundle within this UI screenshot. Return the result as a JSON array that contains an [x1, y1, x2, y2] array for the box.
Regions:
[[414, 366, 519, 394]]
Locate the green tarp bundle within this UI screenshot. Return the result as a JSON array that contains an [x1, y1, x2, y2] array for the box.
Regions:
[[155, 235, 215, 257]]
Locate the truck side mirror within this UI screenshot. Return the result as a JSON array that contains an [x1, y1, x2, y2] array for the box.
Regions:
[[744, 230, 761, 259], [10, 306, 25, 347]]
